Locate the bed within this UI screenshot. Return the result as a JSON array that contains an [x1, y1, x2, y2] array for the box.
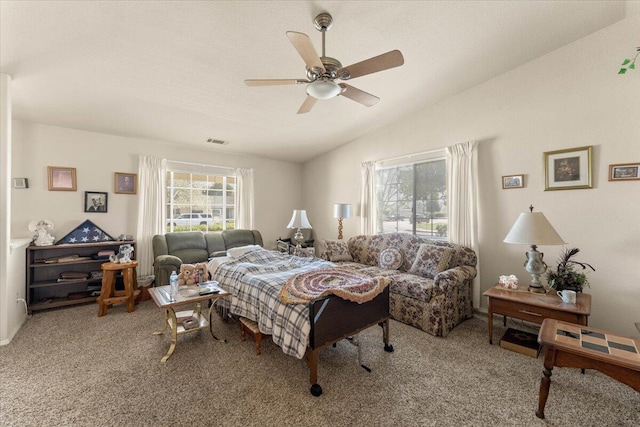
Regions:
[[207, 246, 393, 396]]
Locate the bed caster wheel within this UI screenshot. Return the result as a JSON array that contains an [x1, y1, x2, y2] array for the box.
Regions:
[[310, 383, 323, 397], [384, 343, 394, 353]]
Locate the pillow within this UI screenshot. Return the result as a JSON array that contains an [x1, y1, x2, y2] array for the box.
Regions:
[[226, 245, 262, 258], [323, 239, 353, 262], [409, 244, 455, 279], [379, 248, 403, 270]]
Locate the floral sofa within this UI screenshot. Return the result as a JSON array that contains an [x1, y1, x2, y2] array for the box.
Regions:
[[322, 233, 477, 337]]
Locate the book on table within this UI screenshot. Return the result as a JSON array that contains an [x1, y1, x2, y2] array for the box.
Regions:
[[499, 328, 542, 358]]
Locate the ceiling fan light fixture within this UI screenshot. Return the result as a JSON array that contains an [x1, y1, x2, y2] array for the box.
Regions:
[[306, 80, 342, 99]]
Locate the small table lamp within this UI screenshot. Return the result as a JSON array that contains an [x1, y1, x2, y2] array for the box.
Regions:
[[504, 205, 566, 293], [333, 203, 352, 240], [287, 210, 312, 255]]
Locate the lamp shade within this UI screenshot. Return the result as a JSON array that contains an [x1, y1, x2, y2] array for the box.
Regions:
[[306, 80, 342, 99], [504, 211, 565, 246], [287, 210, 312, 229], [333, 203, 352, 219]]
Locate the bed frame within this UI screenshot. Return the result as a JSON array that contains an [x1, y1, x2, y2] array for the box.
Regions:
[[305, 286, 393, 396]]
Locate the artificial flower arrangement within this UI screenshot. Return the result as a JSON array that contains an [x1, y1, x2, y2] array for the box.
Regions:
[[546, 248, 595, 292]]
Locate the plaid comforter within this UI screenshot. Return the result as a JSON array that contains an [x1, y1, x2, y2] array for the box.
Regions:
[[208, 248, 334, 359]]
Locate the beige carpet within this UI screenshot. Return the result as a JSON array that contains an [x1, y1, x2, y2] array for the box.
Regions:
[[1, 300, 638, 427]]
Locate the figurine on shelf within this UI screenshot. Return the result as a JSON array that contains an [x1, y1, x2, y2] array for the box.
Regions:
[[109, 244, 134, 264], [29, 220, 55, 246]]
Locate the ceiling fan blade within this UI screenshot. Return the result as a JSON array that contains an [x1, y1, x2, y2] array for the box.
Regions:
[[244, 79, 306, 87], [338, 50, 404, 80], [338, 84, 380, 107], [286, 31, 326, 73], [297, 95, 317, 114]]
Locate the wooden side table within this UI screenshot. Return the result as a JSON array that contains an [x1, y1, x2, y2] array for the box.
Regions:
[[536, 319, 640, 419], [483, 285, 591, 344]]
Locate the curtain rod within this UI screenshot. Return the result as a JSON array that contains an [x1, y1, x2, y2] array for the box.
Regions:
[[376, 147, 445, 164], [169, 160, 237, 171]]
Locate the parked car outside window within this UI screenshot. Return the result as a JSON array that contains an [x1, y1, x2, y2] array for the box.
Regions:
[[167, 213, 213, 226]]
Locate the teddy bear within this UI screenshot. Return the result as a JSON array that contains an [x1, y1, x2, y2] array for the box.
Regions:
[[177, 262, 209, 286], [192, 262, 209, 283], [177, 264, 197, 286]]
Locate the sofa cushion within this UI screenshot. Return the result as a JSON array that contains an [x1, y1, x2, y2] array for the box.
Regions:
[[409, 244, 455, 279], [165, 232, 209, 264], [379, 248, 403, 270], [323, 239, 353, 262]]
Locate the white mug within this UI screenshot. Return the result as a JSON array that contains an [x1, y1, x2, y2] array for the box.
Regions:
[[557, 289, 577, 304]]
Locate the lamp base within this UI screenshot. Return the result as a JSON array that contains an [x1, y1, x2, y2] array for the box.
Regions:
[[527, 285, 547, 294]]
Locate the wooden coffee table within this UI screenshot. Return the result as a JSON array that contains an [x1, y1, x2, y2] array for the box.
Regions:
[[536, 319, 640, 419], [483, 285, 591, 344], [149, 283, 230, 362]]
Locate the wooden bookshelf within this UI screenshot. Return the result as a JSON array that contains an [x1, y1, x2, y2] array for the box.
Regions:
[[26, 241, 135, 313]]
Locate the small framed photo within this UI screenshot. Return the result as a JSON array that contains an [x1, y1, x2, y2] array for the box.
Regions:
[[84, 191, 108, 213], [13, 178, 29, 189], [544, 146, 593, 191], [502, 174, 524, 189], [47, 166, 77, 191], [608, 163, 639, 181], [114, 172, 137, 194]]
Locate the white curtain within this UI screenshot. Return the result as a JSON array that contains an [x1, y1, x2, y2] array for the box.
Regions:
[[136, 156, 166, 281], [235, 168, 254, 230], [446, 141, 480, 307], [360, 161, 377, 235]]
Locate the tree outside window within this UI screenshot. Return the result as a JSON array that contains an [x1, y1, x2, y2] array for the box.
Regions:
[[376, 158, 447, 238], [166, 171, 236, 232]]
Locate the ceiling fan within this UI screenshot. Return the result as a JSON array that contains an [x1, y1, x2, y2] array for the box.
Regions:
[[244, 13, 404, 114]]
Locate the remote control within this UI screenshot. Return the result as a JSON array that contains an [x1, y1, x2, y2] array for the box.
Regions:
[[199, 289, 220, 296]]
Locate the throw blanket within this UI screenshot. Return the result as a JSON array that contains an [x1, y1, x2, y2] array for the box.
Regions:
[[280, 267, 391, 304]]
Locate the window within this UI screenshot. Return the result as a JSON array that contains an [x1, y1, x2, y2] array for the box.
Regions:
[[166, 169, 236, 233], [375, 156, 447, 238]]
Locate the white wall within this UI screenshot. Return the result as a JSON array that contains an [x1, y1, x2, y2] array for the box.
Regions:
[[11, 121, 302, 248], [4, 120, 302, 344], [303, 15, 640, 337]]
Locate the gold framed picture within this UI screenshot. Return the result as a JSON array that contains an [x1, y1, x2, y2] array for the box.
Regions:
[[544, 146, 593, 191], [47, 166, 77, 191], [114, 172, 137, 194], [502, 174, 524, 189], [608, 163, 639, 181]]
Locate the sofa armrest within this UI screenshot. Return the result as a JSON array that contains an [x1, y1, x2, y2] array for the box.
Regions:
[[434, 265, 477, 290], [155, 254, 182, 268], [153, 254, 183, 286]]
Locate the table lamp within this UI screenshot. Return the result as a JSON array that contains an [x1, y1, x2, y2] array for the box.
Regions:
[[287, 210, 312, 255], [503, 205, 566, 293], [333, 203, 352, 240]]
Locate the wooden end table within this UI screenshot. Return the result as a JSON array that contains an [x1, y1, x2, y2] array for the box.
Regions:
[[149, 283, 230, 362], [536, 319, 640, 419], [483, 285, 591, 344]]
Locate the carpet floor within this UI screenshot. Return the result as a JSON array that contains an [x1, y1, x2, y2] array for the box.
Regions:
[[1, 300, 638, 426]]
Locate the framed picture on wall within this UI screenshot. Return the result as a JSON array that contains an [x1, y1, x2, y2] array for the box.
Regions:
[[544, 146, 593, 191], [608, 163, 640, 181], [47, 166, 77, 191], [84, 191, 108, 213], [502, 174, 524, 189], [114, 172, 137, 194]]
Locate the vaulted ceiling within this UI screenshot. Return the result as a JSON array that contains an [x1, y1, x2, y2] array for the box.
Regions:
[[0, 1, 628, 162]]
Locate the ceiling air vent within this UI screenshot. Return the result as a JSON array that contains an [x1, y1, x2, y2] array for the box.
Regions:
[[206, 138, 229, 145]]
